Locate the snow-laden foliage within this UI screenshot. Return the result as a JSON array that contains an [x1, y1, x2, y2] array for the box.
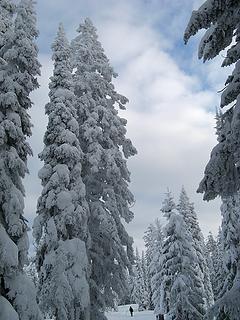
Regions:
[[131, 249, 149, 311], [0, 0, 41, 319], [184, 0, 239, 64], [144, 219, 163, 311], [144, 220, 163, 269], [37, 238, 89, 320], [200, 164, 240, 320], [177, 187, 214, 309], [185, 3, 240, 308], [158, 191, 205, 320], [131, 249, 148, 310], [141, 251, 149, 309], [0, 0, 15, 49], [206, 222, 240, 320], [185, 1, 240, 200], [33, 25, 90, 320], [197, 108, 237, 200], [118, 270, 134, 306], [206, 194, 240, 319], [71, 18, 137, 320], [206, 277, 240, 320], [221, 196, 240, 286], [24, 255, 38, 287], [205, 232, 223, 299], [184, 1, 240, 309]]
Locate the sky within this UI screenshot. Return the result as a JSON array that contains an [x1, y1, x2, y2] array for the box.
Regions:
[[24, 0, 233, 251]]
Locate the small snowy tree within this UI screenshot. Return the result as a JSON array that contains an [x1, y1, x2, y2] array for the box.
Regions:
[[206, 232, 217, 257], [215, 230, 226, 302], [118, 269, 133, 305], [33, 25, 90, 320], [24, 256, 38, 288], [0, 0, 42, 319], [205, 231, 225, 300], [206, 232, 218, 292], [71, 18, 137, 319], [141, 251, 149, 308], [158, 191, 205, 319], [177, 187, 214, 309], [144, 219, 164, 311], [131, 248, 147, 310]]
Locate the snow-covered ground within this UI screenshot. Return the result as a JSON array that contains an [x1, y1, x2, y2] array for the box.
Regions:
[[106, 305, 155, 320]]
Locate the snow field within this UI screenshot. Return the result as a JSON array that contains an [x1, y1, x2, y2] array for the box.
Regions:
[[106, 304, 155, 320]]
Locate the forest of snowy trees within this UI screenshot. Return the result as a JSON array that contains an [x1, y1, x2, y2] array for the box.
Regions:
[[127, 189, 213, 319], [1, 0, 240, 319]]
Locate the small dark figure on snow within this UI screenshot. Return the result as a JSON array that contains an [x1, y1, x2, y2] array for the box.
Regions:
[[129, 306, 133, 317]]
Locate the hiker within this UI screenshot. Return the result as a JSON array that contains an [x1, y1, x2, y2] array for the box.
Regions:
[[129, 306, 133, 317]]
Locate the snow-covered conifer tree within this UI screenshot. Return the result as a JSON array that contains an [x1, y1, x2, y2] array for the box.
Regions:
[[132, 248, 147, 310], [71, 18, 137, 319], [141, 251, 149, 308], [144, 221, 158, 269], [24, 256, 38, 288], [159, 191, 205, 319], [177, 187, 214, 309], [206, 230, 225, 301], [203, 198, 240, 320], [126, 270, 136, 305], [208, 195, 240, 319], [206, 232, 217, 257], [184, 3, 240, 200], [144, 219, 163, 311], [197, 108, 235, 201], [215, 233, 225, 299], [33, 25, 90, 320], [220, 196, 240, 289], [185, 2, 240, 318], [206, 232, 218, 293], [119, 269, 133, 305], [0, 0, 42, 319]]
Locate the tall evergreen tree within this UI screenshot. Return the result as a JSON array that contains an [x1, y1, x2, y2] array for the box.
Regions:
[[33, 25, 90, 320], [159, 191, 205, 319], [185, 2, 240, 318], [0, 0, 42, 319], [71, 18, 137, 319], [185, 2, 240, 200], [177, 187, 214, 309]]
